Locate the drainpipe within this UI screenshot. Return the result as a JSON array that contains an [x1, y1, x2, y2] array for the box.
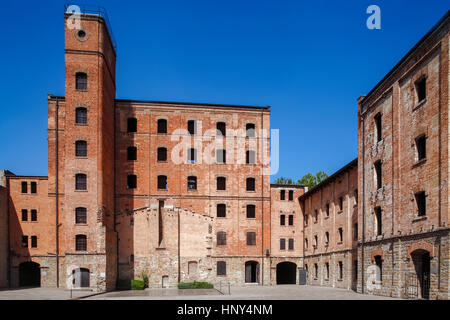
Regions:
[[55, 97, 60, 288], [361, 116, 365, 294]]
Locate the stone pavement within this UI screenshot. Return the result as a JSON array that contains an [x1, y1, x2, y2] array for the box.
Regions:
[[0, 287, 99, 300], [85, 285, 399, 300]]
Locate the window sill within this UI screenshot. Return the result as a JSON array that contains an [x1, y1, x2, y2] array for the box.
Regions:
[[74, 190, 88, 192], [412, 158, 427, 168], [412, 99, 427, 111], [75, 89, 88, 92], [412, 216, 427, 222], [75, 223, 88, 226], [246, 190, 256, 193], [76, 156, 88, 159], [75, 123, 88, 126], [187, 189, 198, 192], [157, 189, 168, 192], [157, 160, 168, 163]]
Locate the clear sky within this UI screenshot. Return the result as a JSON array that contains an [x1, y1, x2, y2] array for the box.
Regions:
[[0, 0, 448, 181]]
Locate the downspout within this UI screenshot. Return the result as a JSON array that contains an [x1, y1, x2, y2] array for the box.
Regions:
[[261, 110, 264, 285], [6, 176, 11, 287], [361, 116, 365, 294], [55, 97, 60, 288]]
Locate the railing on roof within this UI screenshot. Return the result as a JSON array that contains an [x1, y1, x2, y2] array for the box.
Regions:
[[64, 3, 117, 50]]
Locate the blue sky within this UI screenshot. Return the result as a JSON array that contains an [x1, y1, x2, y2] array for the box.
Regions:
[[0, 0, 448, 181]]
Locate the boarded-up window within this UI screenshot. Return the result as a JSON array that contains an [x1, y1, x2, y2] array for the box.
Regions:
[[246, 150, 255, 164], [216, 149, 226, 164], [217, 261, 226, 275], [217, 231, 226, 246], [246, 232, 256, 246]]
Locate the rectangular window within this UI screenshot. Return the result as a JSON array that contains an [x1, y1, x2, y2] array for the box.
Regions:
[[127, 174, 137, 189], [157, 119, 167, 134], [280, 238, 286, 250], [75, 72, 87, 90], [288, 190, 293, 201], [187, 176, 197, 190], [246, 123, 255, 137], [246, 150, 255, 164], [216, 122, 226, 136], [374, 161, 382, 190], [31, 236, 37, 248], [288, 238, 294, 250], [375, 207, 382, 236], [216, 149, 226, 164], [76, 235, 87, 251], [157, 147, 167, 162], [353, 223, 358, 241], [21, 181, 27, 193], [288, 215, 294, 226], [374, 113, 382, 142], [416, 77, 426, 103], [217, 177, 226, 190], [217, 261, 226, 276], [338, 227, 343, 243], [246, 232, 256, 246], [30, 182, 37, 194], [157, 175, 167, 190], [338, 261, 343, 280], [217, 232, 226, 246], [127, 146, 137, 161], [31, 209, 37, 222], [188, 120, 196, 135], [325, 203, 330, 216], [22, 236, 28, 248], [75, 107, 87, 125], [188, 148, 197, 163], [416, 135, 426, 161], [339, 197, 343, 211], [127, 118, 137, 133], [415, 191, 426, 217], [280, 214, 285, 226], [246, 205, 255, 219], [375, 256, 382, 283], [75, 140, 87, 157], [246, 178, 255, 191], [76, 207, 87, 224], [217, 204, 226, 218], [21, 209, 28, 221], [280, 190, 285, 200], [354, 260, 358, 280]]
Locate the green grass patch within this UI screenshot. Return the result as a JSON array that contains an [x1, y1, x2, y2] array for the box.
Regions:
[[177, 281, 214, 289]]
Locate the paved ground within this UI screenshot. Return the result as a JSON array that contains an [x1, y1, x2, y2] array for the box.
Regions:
[[86, 285, 398, 300], [0, 285, 399, 300]]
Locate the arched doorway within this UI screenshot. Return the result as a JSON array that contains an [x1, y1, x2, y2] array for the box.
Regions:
[[72, 268, 90, 288], [276, 262, 297, 284], [19, 262, 41, 287], [411, 249, 430, 299], [245, 261, 260, 283]]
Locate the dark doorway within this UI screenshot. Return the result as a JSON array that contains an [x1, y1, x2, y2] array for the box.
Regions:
[[72, 268, 90, 288], [412, 250, 430, 299], [245, 261, 260, 283], [19, 262, 41, 287], [299, 268, 307, 285], [276, 262, 297, 284]]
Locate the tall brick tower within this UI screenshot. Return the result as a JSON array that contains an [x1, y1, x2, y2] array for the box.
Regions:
[[48, 9, 117, 291]]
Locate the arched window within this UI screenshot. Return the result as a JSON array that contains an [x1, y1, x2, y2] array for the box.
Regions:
[[75, 72, 87, 90], [157, 119, 167, 133], [127, 174, 137, 189], [75, 234, 87, 251], [157, 147, 167, 162], [127, 146, 137, 161], [217, 176, 226, 190], [127, 117, 137, 133], [75, 174, 87, 190], [75, 207, 87, 224], [75, 140, 87, 157], [246, 178, 255, 191], [75, 107, 87, 124], [157, 175, 167, 190], [187, 176, 197, 190]]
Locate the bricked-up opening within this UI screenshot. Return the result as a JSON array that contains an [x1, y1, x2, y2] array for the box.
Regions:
[[246, 150, 256, 164], [246, 178, 255, 191], [75, 207, 87, 224], [22, 209, 27, 221], [288, 238, 294, 250], [217, 231, 226, 245], [217, 176, 226, 190], [216, 149, 226, 164], [188, 261, 198, 275], [280, 238, 286, 250], [157, 119, 167, 133], [217, 261, 226, 276], [415, 77, 426, 103], [75, 174, 87, 190], [288, 190, 293, 201], [375, 207, 382, 236], [325, 231, 329, 245], [245, 261, 259, 283], [31, 182, 37, 194], [246, 204, 255, 218], [21, 181, 27, 193], [217, 204, 226, 217], [127, 174, 137, 189], [75, 140, 87, 157], [338, 197, 343, 211], [338, 227, 343, 243], [216, 122, 226, 136], [127, 117, 137, 133], [187, 176, 197, 190], [280, 190, 285, 200], [72, 268, 90, 288], [415, 191, 426, 216], [31, 209, 37, 222], [75, 234, 87, 251], [31, 236, 37, 248], [157, 147, 167, 162], [374, 112, 382, 142], [415, 135, 426, 161], [374, 160, 382, 190], [246, 232, 256, 245], [280, 214, 285, 226], [22, 235, 28, 248], [288, 215, 293, 226], [354, 223, 358, 240], [325, 262, 329, 279], [246, 123, 255, 137], [127, 146, 137, 161], [157, 175, 167, 190], [75, 107, 87, 125], [338, 261, 343, 280], [374, 255, 383, 283], [188, 148, 197, 163], [187, 120, 196, 135], [75, 72, 87, 91], [325, 203, 330, 217], [19, 262, 40, 287]]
